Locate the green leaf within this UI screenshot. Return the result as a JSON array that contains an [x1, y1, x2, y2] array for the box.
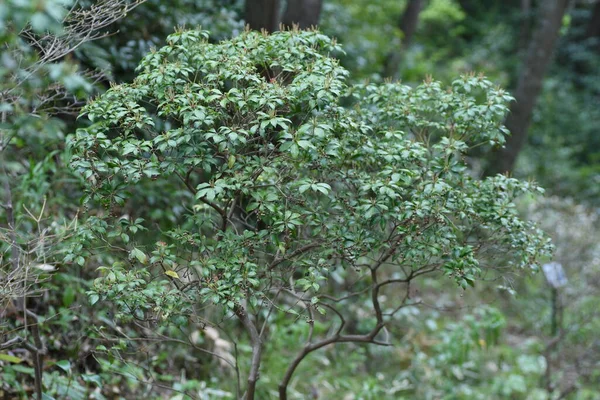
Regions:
[[82, 374, 102, 387], [131, 248, 148, 265], [298, 184, 311, 194], [55, 360, 71, 374], [165, 270, 180, 279], [89, 294, 100, 305], [62, 286, 76, 307], [0, 353, 23, 363]]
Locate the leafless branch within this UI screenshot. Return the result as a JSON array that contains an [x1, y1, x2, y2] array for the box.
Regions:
[[21, 0, 147, 66], [0, 335, 24, 350], [234, 305, 262, 400], [278, 321, 390, 400], [1, 0, 148, 115]]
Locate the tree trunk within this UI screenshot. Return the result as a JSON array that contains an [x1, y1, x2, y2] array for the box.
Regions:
[[518, 0, 532, 53], [281, 0, 323, 29], [383, 0, 423, 79], [485, 0, 570, 175], [585, 0, 600, 42], [244, 0, 281, 32], [234, 305, 263, 400]]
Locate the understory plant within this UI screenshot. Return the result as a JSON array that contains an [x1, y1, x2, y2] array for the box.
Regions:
[[69, 28, 551, 399]]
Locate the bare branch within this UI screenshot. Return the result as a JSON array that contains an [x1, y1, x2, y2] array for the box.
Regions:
[[0, 336, 24, 350], [269, 242, 322, 269], [24, 0, 147, 65], [234, 305, 262, 400], [1, 0, 148, 115], [278, 322, 389, 400]]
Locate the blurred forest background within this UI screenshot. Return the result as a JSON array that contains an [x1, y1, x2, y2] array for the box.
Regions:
[[1, 0, 599, 399]]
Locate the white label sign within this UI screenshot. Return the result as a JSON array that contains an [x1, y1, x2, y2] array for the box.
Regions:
[[542, 262, 568, 288]]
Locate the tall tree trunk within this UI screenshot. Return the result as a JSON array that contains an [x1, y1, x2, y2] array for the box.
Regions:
[[518, 0, 532, 53], [585, 0, 600, 42], [281, 0, 323, 29], [245, 0, 281, 32], [485, 0, 570, 175], [383, 0, 423, 79]]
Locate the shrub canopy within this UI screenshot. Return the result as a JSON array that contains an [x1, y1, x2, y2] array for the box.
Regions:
[[69, 29, 551, 396]]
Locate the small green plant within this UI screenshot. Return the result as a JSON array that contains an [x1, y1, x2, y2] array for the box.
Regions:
[[70, 29, 551, 399]]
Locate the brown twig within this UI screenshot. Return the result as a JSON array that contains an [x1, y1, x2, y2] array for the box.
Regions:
[[269, 242, 322, 269]]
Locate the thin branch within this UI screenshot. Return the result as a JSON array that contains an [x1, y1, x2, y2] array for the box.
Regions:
[[234, 305, 262, 400], [0, 336, 24, 350], [278, 323, 389, 400], [1, 165, 19, 281], [269, 242, 322, 269], [259, 289, 282, 339], [316, 302, 346, 337], [1, 0, 148, 117], [319, 286, 371, 303], [370, 268, 384, 325], [371, 233, 405, 271]]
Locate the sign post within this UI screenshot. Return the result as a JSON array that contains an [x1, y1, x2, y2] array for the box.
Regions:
[[542, 262, 568, 336]]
